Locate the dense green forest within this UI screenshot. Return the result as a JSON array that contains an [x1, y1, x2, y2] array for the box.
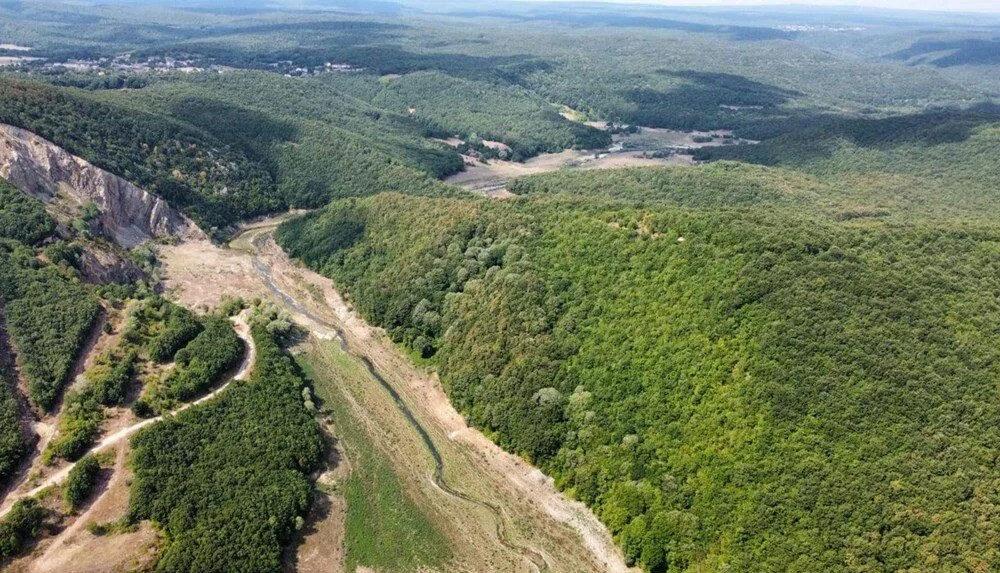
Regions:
[[0, 179, 54, 245], [0, 367, 25, 487], [695, 108, 1000, 221], [133, 297, 203, 364], [141, 314, 242, 413], [94, 72, 462, 202], [0, 180, 65, 483], [129, 320, 323, 573], [277, 178, 1000, 571], [507, 161, 827, 209], [0, 239, 101, 412], [321, 71, 610, 158]]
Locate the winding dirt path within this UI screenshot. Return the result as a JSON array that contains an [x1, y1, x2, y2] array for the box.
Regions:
[[0, 314, 255, 520]]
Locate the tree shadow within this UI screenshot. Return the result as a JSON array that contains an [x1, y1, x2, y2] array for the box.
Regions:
[[697, 103, 1000, 164], [281, 487, 335, 573], [167, 97, 299, 176], [72, 464, 114, 515], [620, 70, 813, 138], [280, 416, 344, 573], [888, 38, 1000, 67]]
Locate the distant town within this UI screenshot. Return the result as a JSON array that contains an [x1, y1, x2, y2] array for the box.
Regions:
[[0, 49, 364, 78]]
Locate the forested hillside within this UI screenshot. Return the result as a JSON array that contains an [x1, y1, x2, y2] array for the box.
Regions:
[[0, 178, 98, 488], [322, 71, 611, 158], [277, 176, 1000, 571], [0, 75, 461, 233], [0, 78, 279, 231], [5, 0, 989, 156], [507, 161, 827, 208], [0, 231, 100, 413], [129, 319, 324, 573], [0, 179, 55, 245], [0, 367, 25, 487], [93, 72, 461, 203], [696, 107, 1000, 220]]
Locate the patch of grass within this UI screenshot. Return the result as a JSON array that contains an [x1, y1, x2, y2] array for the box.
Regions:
[[86, 518, 138, 537], [93, 448, 116, 468], [296, 342, 451, 571]]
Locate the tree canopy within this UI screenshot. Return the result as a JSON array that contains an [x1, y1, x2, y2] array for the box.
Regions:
[[128, 323, 324, 573], [278, 174, 1000, 571]]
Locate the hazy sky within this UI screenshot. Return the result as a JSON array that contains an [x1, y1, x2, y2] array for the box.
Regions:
[[536, 0, 1000, 13]]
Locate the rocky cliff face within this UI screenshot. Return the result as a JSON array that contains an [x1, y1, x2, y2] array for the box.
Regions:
[[0, 123, 204, 248], [77, 246, 145, 285]]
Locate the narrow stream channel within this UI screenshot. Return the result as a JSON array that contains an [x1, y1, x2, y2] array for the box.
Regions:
[[236, 226, 551, 572]]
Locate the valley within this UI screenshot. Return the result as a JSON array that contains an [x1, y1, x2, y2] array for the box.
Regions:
[[0, 1, 999, 571], [0, 183, 631, 570], [162, 219, 633, 572]]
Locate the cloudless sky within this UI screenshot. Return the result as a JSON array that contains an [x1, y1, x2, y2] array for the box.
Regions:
[[531, 0, 1000, 13]]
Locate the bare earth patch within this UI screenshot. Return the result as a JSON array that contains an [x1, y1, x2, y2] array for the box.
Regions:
[[285, 424, 349, 573], [444, 125, 754, 197], [26, 445, 159, 573], [445, 148, 688, 195]]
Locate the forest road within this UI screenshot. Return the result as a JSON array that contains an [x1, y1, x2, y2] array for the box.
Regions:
[[0, 313, 256, 520]]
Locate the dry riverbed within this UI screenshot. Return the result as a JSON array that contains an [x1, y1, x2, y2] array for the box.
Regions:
[[159, 220, 634, 573]]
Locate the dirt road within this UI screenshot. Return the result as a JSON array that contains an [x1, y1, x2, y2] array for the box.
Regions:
[[0, 313, 255, 520]]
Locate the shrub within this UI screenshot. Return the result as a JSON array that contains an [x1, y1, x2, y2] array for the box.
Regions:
[[64, 455, 101, 512], [0, 498, 46, 560]]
